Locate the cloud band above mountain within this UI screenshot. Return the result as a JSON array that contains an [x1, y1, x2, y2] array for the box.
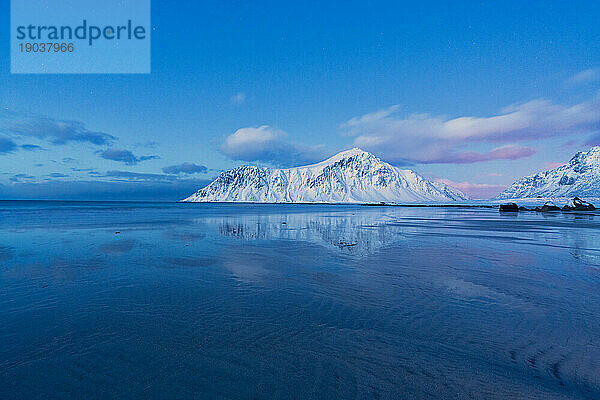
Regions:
[[342, 94, 600, 164]]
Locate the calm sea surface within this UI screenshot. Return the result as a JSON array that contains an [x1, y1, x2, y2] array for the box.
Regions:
[[1, 201, 599, 399]]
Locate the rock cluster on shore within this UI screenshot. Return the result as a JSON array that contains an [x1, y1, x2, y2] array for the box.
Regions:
[[500, 197, 596, 213], [562, 197, 596, 211], [499, 203, 519, 212]]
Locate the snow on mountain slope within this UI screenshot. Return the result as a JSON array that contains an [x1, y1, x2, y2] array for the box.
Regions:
[[496, 146, 600, 199], [182, 148, 467, 203]]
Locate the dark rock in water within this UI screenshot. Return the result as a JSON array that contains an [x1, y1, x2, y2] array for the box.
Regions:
[[499, 203, 519, 212], [563, 197, 596, 211], [540, 201, 561, 212], [518, 206, 530, 211]]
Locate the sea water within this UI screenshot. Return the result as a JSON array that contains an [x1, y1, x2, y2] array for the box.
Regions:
[[0, 202, 599, 399]]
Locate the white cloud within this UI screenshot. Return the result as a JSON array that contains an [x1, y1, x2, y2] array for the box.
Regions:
[[567, 68, 600, 85], [220, 126, 325, 167], [230, 92, 246, 105]]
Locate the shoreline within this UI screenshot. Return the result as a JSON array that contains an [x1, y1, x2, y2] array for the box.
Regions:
[[1, 198, 598, 212]]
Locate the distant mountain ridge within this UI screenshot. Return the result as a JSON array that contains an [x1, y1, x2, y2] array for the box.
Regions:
[[183, 148, 467, 203], [497, 146, 600, 199]]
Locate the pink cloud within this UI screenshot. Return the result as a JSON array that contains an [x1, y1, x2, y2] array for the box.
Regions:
[[544, 161, 566, 169], [436, 179, 507, 199], [429, 145, 536, 164], [563, 139, 579, 147]]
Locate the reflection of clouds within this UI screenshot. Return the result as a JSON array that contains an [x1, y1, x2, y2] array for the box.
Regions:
[[162, 257, 215, 268], [221, 255, 272, 284], [218, 245, 315, 285], [443, 277, 496, 298], [2, 257, 106, 283], [439, 277, 536, 311], [99, 239, 136, 254]]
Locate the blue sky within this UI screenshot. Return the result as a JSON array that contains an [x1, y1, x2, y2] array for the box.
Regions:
[[1, 0, 600, 199]]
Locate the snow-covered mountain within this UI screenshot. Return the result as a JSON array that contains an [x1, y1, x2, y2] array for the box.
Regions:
[[183, 148, 467, 203], [497, 146, 600, 199]]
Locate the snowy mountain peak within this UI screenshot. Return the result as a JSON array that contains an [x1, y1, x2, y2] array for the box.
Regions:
[[304, 148, 379, 168], [322, 147, 375, 161], [496, 146, 600, 199], [570, 146, 600, 168], [183, 149, 468, 203]]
